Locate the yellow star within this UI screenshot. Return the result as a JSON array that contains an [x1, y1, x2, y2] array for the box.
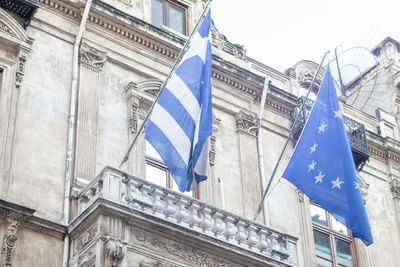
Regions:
[[310, 143, 318, 153], [331, 177, 344, 189], [354, 181, 360, 190], [308, 160, 316, 172], [318, 122, 327, 133], [315, 172, 325, 184], [333, 110, 342, 119]]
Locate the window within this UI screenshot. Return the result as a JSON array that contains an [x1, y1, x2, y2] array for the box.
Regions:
[[145, 141, 197, 198], [310, 203, 357, 267], [151, 0, 187, 35]]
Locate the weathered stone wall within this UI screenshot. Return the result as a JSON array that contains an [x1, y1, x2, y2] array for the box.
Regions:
[[0, 0, 400, 266]]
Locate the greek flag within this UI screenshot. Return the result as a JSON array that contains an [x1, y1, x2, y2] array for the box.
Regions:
[[145, 9, 212, 192], [282, 66, 373, 245]]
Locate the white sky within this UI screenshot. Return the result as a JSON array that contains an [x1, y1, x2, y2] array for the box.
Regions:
[[212, 0, 399, 74]]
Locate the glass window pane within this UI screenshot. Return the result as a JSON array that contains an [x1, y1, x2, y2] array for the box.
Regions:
[[146, 163, 167, 187], [316, 257, 333, 267], [331, 217, 348, 236], [313, 230, 332, 260], [146, 141, 163, 162], [335, 238, 353, 266], [310, 204, 328, 226], [151, 0, 164, 28], [168, 3, 185, 34]]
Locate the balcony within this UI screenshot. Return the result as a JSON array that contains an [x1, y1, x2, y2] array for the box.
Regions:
[[0, 0, 39, 28], [292, 96, 369, 170], [72, 166, 299, 266]]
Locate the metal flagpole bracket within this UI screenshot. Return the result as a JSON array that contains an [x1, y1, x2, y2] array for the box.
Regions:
[[253, 51, 330, 221], [119, 0, 213, 169]]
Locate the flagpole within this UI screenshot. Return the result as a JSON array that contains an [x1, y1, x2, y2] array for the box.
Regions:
[[119, 0, 213, 169], [253, 51, 330, 221]]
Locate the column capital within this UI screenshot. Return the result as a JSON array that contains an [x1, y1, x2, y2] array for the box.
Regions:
[[235, 111, 259, 136], [79, 42, 107, 71]]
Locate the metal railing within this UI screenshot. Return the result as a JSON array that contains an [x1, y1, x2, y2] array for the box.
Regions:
[[293, 96, 369, 170]]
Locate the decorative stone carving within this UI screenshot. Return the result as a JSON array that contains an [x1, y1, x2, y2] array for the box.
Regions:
[[74, 227, 97, 254], [135, 233, 231, 267], [211, 22, 246, 58], [78, 246, 96, 267], [105, 239, 125, 267], [297, 189, 304, 202], [139, 260, 174, 267], [0, 21, 17, 37], [15, 55, 26, 87], [357, 174, 370, 203], [210, 115, 221, 166], [79, 42, 107, 71], [390, 178, 400, 201], [235, 111, 260, 136], [294, 61, 324, 88], [1, 218, 21, 266], [130, 98, 139, 133]]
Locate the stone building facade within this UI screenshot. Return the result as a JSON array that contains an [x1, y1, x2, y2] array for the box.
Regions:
[[0, 0, 399, 266]]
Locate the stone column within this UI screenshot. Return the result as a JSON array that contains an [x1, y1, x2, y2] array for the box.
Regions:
[[74, 43, 106, 181], [235, 111, 261, 221]]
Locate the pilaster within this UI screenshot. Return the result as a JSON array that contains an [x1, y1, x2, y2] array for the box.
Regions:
[[199, 115, 221, 206], [75, 42, 107, 181], [235, 111, 261, 221], [296, 191, 317, 267]]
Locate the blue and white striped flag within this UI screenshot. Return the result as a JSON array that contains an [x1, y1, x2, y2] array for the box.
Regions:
[[145, 9, 212, 192]]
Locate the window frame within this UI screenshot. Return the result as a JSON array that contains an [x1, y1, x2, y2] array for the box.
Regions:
[[145, 143, 199, 198], [151, 0, 188, 36], [310, 202, 358, 267]]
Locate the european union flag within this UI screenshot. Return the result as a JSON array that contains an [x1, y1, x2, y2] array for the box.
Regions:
[[145, 9, 212, 192], [282, 66, 373, 245]]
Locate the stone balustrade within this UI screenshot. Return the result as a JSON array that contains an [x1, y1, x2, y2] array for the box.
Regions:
[[77, 166, 298, 266]]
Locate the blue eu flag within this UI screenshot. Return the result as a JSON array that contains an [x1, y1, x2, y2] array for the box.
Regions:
[[282, 66, 373, 245]]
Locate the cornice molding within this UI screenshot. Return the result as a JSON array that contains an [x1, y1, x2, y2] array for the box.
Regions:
[[366, 131, 400, 162], [39, 0, 296, 118]]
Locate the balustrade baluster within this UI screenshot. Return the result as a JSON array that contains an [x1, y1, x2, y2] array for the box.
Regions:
[[211, 212, 225, 237], [246, 225, 259, 249], [200, 207, 213, 233], [223, 216, 236, 242], [187, 202, 201, 229]]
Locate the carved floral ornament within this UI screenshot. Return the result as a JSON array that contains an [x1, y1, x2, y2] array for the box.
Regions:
[[79, 42, 107, 71], [390, 178, 400, 200], [0, 208, 31, 267], [294, 61, 324, 88], [105, 238, 125, 267], [135, 232, 232, 267], [235, 111, 260, 136], [209, 115, 221, 166]]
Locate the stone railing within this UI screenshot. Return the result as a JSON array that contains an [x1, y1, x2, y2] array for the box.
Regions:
[[78, 166, 298, 266]]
